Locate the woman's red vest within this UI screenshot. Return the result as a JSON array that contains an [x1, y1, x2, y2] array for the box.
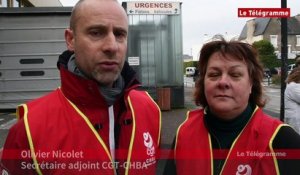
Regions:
[[175, 107, 285, 175], [16, 89, 161, 175]]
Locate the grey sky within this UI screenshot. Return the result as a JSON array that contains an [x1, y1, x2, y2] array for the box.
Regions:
[[60, 0, 300, 55]]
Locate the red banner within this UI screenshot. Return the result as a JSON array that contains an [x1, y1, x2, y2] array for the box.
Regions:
[[238, 8, 290, 18]]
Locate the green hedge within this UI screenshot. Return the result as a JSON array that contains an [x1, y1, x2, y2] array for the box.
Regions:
[[272, 75, 281, 85]]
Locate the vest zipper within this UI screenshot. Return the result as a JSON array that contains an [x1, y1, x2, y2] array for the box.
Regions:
[[108, 105, 117, 175]]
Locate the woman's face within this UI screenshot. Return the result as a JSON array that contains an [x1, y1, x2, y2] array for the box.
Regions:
[[204, 52, 252, 119]]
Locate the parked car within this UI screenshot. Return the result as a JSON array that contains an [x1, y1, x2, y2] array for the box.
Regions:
[[185, 67, 196, 77], [270, 67, 281, 76], [288, 64, 296, 74], [263, 68, 271, 78]]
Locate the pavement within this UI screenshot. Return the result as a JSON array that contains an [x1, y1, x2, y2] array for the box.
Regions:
[[160, 86, 196, 148]]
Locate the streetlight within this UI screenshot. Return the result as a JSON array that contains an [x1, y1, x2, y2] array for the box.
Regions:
[[280, 0, 288, 122]]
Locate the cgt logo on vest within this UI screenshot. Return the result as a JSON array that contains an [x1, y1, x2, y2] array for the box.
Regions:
[[236, 164, 252, 175], [1, 169, 9, 175], [143, 132, 156, 167], [143, 132, 155, 156]]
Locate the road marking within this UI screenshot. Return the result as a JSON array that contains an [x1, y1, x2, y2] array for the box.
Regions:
[[0, 119, 17, 130], [265, 88, 280, 93], [264, 107, 280, 113], [267, 94, 281, 98]]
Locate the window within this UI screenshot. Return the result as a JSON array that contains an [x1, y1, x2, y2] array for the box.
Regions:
[[270, 35, 278, 48], [297, 35, 300, 46], [20, 58, 44, 64], [1, 0, 6, 7], [13, 0, 18, 7], [20, 71, 45, 77], [7, 0, 12, 7], [3, 0, 18, 7]]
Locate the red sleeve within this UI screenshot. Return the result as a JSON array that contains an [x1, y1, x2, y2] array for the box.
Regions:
[[0, 118, 36, 175]]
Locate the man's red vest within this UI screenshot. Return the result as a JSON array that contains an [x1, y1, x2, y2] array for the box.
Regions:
[[16, 89, 161, 175], [175, 107, 285, 175]]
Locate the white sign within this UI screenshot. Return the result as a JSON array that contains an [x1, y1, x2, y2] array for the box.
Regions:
[[126, 2, 181, 15], [128, 57, 140, 66]]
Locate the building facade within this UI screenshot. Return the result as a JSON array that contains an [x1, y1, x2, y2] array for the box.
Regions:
[[239, 15, 300, 59], [0, 1, 184, 109], [0, 0, 62, 7], [122, 1, 184, 108]]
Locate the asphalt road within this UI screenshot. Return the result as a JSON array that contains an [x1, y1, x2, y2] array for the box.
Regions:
[[0, 113, 15, 148]]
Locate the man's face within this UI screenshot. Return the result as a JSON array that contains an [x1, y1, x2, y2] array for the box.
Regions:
[[65, 0, 128, 87]]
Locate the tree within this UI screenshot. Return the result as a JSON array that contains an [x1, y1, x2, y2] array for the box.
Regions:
[[252, 40, 280, 69]]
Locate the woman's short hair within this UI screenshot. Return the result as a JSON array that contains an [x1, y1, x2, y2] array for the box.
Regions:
[[286, 67, 300, 84], [295, 56, 300, 67], [194, 39, 266, 108]]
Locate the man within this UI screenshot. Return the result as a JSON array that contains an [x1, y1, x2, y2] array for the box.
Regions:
[[0, 0, 161, 174]]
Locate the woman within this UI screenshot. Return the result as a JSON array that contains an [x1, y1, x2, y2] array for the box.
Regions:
[[285, 67, 300, 133], [164, 40, 300, 175]]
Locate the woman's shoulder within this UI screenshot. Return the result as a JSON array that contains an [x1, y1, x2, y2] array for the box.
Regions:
[[285, 82, 300, 100], [272, 125, 300, 149], [287, 82, 300, 88]]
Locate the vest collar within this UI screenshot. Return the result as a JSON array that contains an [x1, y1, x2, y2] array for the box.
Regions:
[[60, 67, 107, 107], [57, 50, 140, 107]]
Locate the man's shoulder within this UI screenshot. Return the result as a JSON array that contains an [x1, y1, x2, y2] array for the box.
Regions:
[[26, 89, 61, 107], [127, 89, 160, 109], [19, 89, 63, 117]]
